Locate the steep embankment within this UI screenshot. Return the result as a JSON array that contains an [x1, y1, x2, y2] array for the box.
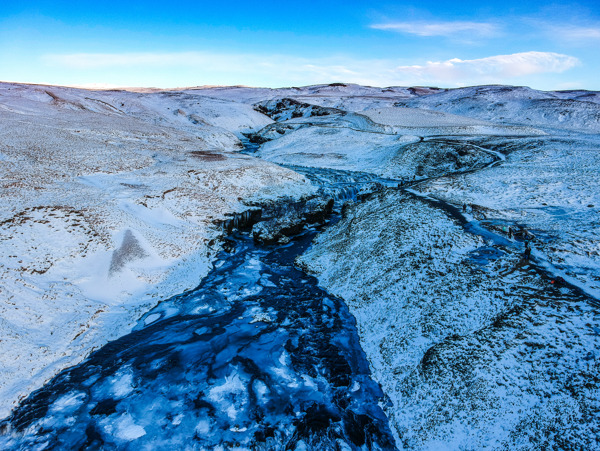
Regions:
[[298, 190, 600, 449]]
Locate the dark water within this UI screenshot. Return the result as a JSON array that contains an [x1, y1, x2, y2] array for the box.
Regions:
[[467, 246, 506, 267], [0, 171, 398, 450]]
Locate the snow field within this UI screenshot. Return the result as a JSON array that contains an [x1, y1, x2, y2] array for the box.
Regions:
[[417, 134, 600, 299], [2, 80, 600, 449]]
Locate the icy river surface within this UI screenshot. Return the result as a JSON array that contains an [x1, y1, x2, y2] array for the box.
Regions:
[[0, 169, 399, 450]]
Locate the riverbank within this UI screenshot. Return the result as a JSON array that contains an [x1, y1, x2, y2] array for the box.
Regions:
[[298, 182, 600, 449], [1, 171, 399, 450]]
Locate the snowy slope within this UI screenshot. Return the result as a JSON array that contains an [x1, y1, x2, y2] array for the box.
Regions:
[[416, 134, 600, 300], [249, 83, 600, 449], [253, 99, 543, 179], [185, 83, 435, 112], [0, 82, 315, 418], [299, 190, 600, 449], [2, 80, 600, 449]]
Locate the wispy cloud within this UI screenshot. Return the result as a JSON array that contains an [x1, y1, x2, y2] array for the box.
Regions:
[[394, 52, 579, 84], [544, 24, 600, 41], [370, 21, 500, 38], [43, 51, 579, 88]]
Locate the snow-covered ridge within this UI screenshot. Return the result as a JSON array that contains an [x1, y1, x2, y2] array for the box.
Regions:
[[392, 85, 600, 133], [250, 95, 544, 179], [195, 83, 600, 133]]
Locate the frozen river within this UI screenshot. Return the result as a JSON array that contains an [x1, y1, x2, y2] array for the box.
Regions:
[[0, 169, 398, 450]]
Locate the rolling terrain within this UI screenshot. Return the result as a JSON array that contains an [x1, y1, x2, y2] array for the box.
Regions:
[[1, 81, 599, 449]]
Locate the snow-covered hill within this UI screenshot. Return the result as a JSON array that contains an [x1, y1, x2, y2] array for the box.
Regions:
[[0, 82, 315, 418], [298, 190, 600, 449], [245, 82, 600, 449], [1, 81, 599, 449], [251, 94, 544, 179], [394, 85, 600, 133]]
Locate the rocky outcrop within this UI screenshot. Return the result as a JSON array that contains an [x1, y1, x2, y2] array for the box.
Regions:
[[254, 98, 344, 122], [251, 197, 334, 244]]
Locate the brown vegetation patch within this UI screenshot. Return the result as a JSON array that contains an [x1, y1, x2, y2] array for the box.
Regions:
[[44, 90, 86, 110], [120, 182, 148, 190], [0, 205, 86, 228], [188, 150, 227, 161]]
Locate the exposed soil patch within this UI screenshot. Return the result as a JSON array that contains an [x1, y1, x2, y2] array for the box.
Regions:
[[187, 150, 227, 161]]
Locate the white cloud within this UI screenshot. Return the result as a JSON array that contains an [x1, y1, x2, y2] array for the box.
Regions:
[[42, 51, 579, 89], [548, 24, 600, 41], [371, 21, 500, 38], [393, 52, 580, 84]]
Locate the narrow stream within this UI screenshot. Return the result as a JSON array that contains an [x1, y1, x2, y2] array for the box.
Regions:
[[0, 170, 398, 450]]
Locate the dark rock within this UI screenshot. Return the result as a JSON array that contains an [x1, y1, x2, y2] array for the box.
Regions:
[[341, 201, 354, 219], [253, 98, 344, 122], [251, 196, 334, 244], [242, 133, 270, 145], [220, 209, 262, 233], [89, 399, 118, 416], [303, 198, 334, 224], [252, 218, 303, 244]]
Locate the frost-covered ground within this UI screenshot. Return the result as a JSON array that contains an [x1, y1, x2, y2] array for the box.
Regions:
[[2, 81, 600, 449], [394, 85, 600, 134], [298, 191, 600, 449], [244, 83, 600, 299], [0, 82, 315, 418], [415, 134, 600, 300], [244, 83, 600, 448], [248, 94, 543, 180]]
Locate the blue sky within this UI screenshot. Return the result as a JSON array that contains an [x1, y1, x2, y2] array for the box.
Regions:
[[1, 1, 599, 90]]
